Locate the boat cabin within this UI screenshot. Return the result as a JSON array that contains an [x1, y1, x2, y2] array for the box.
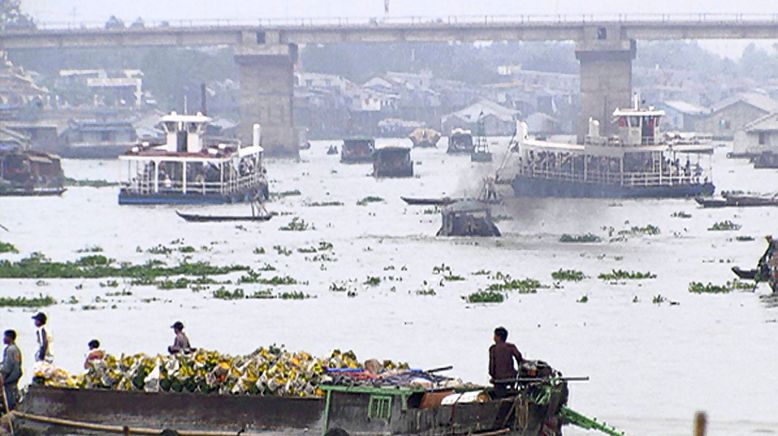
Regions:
[[409, 127, 441, 148], [341, 138, 375, 163], [613, 107, 664, 146], [0, 128, 65, 196], [447, 128, 474, 154], [373, 146, 413, 178], [437, 200, 501, 237], [118, 112, 267, 205]]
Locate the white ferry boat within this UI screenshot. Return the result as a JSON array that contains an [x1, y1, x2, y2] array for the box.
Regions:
[[510, 98, 715, 198], [118, 112, 267, 205]]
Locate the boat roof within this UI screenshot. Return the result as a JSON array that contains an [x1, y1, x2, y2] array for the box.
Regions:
[[522, 138, 713, 155], [160, 112, 211, 124], [119, 144, 261, 162], [443, 200, 491, 214], [375, 144, 411, 152], [612, 108, 665, 117]]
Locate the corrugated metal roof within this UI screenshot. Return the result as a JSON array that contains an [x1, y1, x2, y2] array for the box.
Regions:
[[710, 92, 778, 114], [443, 99, 519, 123], [662, 100, 708, 115]]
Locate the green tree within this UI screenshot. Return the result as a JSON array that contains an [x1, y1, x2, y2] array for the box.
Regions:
[[1, 0, 34, 30]]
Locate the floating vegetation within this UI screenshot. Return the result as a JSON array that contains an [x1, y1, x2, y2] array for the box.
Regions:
[[465, 290, 504, 303], [486, 277, 544, 294], [253, 247, 266, 255], [256, 263, 276, 272], [422, 207, 438, 215], [271, 189, 302, 199], [708, 220, 741, 231], [248, 290, 275, 299], [239, 272, 298, 286], [76, 245, 103, 253], [99, 280, 119, 288], [297, 241, 334, 253], [688, 281, 732, 294], [728, 279, 755, 291], [735, 235, 755, 242], [0, 252, 248, 280], [576, 295, 589, 303], [329, 282, 347, 292], [559, 233, 601, 243], [551, 269, 586, 282], [652, 294, 667, 304], [65, 178, 118, 188], [212, 287, 246, 300], [415, 288, 437, 296], [598, 270, 656, 281], [364, 276, 381, 286], [279, 217, 311, 231], [618, 225, 660, 236], [105, 289, 132, 297], [305, 201, 344, 207], [356, 196, 384, 206], [442, 274, 465, 281], [146, 244, 173, 255], [178, 246, 196, 253], [671, 211, 692, 219], [0, 241, 19, 254], [472, 269, 491, 276], [0, 294, 56, 308], [278, 291, 310, 300], [273, 245, 292, 256], [431, 264, 466, 281]]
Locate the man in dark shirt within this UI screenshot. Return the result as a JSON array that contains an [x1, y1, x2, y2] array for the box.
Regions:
[[488, 326, 523, 398], [1, 330, 22, 411]]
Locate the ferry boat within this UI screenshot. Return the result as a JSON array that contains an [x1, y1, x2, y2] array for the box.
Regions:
[[510, 98, 715, 198], [118, 112, 267, 205]]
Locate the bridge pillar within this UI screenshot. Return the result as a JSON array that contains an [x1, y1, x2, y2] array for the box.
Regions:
[[575, 27, 636, 141], [234, 37, 298, 157]]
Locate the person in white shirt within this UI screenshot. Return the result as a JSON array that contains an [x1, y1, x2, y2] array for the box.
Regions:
[[32, 312, 53, 363]]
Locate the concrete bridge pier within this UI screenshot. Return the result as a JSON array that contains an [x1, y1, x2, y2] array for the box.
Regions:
[[234, 36, 298, 157], [575, 27, 636, 141]]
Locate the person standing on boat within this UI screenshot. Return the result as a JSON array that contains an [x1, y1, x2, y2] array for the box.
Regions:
[[489, 327, 523, 399], [1, 329, 22, 411], [32, 312, 53, 363], [168, 321, 193, 355]]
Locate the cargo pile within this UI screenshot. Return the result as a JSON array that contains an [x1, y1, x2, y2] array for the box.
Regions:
[[34, 346, 410, 398]]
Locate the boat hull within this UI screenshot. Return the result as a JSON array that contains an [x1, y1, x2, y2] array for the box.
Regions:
[[11, 385, 560, 436], [0, 187, 66, 197], [176, 211, 273, 222], [119, 189, 255, 205], [511, 175, 715, 199]]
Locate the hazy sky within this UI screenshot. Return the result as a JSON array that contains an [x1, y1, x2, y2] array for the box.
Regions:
[[23, 0, 778, 57]]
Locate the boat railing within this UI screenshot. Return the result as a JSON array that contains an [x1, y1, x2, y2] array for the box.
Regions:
[[521, 166, 705, 187], [124, 172, 264, 196]]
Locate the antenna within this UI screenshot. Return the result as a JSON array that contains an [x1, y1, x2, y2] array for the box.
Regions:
[[183, 95, 188, 114]]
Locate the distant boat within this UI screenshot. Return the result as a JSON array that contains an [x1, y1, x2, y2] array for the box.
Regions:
[[695, 193, 778, 208], [447, 129, 474, 154], [401, 196, 456, 206], [341, 138, 375, 164], [176, 210, 273, 222], [408, 128, 441, 148]]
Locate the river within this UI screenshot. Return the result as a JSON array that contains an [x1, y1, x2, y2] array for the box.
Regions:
[[1, 138, 777, 435]]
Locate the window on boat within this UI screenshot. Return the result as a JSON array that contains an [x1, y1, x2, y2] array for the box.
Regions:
[[629, 116, 641, 128], [162, 121, 177, 133]]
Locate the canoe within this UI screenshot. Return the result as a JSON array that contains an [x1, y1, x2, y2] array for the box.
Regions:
[[0, 187, 66, 197], [176, 210, 273, 222], [401, 196, 457, 206], [732, 267, 757, 280], [696, 195, 778, 208]]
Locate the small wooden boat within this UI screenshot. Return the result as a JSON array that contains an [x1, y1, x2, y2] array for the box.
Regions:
[[0, 187, 66, 197], [401, 196, 456, 206], [176, 210, 273, 222], [732, 267, 758, 280], [696, 194, 778, 208]]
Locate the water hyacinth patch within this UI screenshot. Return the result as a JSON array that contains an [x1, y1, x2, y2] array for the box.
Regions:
[[598, 270, 656, 281], [279, 217, 311, 231], [486, 277, 544, 294], [0, 294, 56, 308], [708, 220, 741, 231], [465, 290, 504, 303], [688, 282, 731, 294], [356, 196, 384, 206], [0, 241, 19, 254], [551, 269, 586, 282], [559, 233, 601, 243]]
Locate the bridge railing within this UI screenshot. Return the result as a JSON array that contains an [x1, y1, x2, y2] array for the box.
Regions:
[[12, 13, 778, 32]]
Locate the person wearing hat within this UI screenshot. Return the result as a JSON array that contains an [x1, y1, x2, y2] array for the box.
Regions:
[[32, 312, 53, 363], [168, 321, 193, 355], [1, 330, 22, 411]]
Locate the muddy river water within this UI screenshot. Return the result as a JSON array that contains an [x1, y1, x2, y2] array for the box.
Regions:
[[1, 139, 777, 435]]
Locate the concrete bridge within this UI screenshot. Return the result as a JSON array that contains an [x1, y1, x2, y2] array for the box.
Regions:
[[5, 14, 778, 155]]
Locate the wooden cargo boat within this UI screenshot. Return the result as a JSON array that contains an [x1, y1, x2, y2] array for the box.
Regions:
[[437, 200, 501, 237], [401, 196, 456, 206], [0, 141, 66, 197], [8, 382, 576, 436], [447, 129, 474, 154], [341, 138, 375, 164], [408, 128, 441, 148], [373, 146, 413, 178]]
